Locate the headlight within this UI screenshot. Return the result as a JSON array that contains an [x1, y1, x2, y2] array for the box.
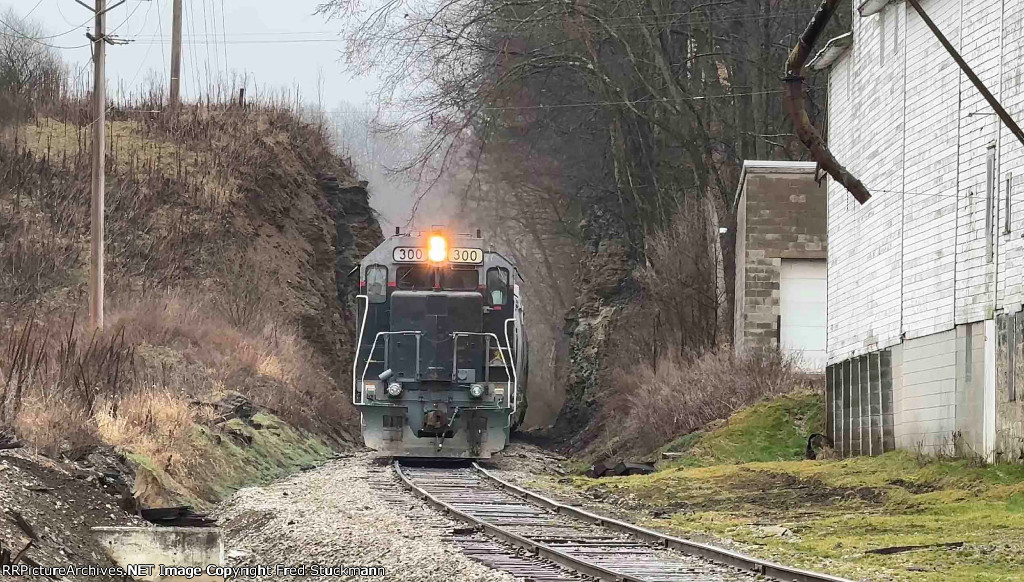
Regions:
[[428, 236, 447, 262], [387, 383, 403, 398], [469, 384, 485, 398]]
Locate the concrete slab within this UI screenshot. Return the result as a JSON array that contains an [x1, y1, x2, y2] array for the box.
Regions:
[[92, 526, 223, 582]]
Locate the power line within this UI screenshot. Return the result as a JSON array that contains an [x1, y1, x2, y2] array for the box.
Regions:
[[109, 0, 146, 35], [124, 0, 157, 90], [218, 0, 228, 74], [0, 18, 90, 50], [156, 0, 167, 88], [24, 0, 45, 19], [479, 89, 786, 111], [200, 0, 214, 88], [0, 11, 92, 40], [125, 8, 820, 44], [184, 0, 202, 94]]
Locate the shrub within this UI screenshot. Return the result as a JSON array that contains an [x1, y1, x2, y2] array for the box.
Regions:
[[1, 289, 355, 463], [588, 347, 815, 458]]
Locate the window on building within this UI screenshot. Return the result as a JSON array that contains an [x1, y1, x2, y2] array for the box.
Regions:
[[486, 267, 510, 306], [366, 265, 388, 304]]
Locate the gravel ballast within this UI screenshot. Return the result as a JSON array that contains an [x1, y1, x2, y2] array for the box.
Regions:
[[216, 454, 515, 582]]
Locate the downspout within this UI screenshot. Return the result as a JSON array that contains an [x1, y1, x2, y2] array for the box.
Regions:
[[784, 0, 872, 205]]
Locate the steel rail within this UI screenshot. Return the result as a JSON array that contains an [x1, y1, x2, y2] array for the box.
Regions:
[[471, 463, 855, 582], [394, 461, 646, 582]]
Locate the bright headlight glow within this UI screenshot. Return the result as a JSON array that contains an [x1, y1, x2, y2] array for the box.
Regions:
[[428, 236, 447, 262], [469, 384, 485, 398]]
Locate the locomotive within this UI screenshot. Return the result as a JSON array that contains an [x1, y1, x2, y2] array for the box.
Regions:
[[353, 227, 528, 458]]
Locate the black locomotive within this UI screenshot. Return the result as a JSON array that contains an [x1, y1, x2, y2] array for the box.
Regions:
[[353, 228, 528, 458]]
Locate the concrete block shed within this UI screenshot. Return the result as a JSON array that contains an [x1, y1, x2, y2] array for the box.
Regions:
[[814, 0, 1024, 459], [733, 161, 828, 372]]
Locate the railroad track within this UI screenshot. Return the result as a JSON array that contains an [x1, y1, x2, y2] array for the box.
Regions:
[[394, 461, 854, 582]]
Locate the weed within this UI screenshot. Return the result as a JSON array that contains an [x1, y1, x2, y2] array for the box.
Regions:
[[587, 347, 817, 458]]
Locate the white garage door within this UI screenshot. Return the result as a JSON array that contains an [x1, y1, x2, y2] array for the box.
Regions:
[[780, 259, 827, 371]]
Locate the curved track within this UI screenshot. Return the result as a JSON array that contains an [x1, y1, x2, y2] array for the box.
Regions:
[[395, 462, 854, 582]]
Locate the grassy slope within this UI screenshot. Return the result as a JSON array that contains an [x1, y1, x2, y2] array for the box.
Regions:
[[129, 412, 334, 510], [659, 390, 822, 465], [2, 102, 377, 508], [547, 392, 1024, 582]]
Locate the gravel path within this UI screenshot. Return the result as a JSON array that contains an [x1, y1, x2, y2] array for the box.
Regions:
[[215, 454, 515, 582]]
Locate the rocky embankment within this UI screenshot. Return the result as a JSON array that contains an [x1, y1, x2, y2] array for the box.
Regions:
[[0, 448, 145, 582]]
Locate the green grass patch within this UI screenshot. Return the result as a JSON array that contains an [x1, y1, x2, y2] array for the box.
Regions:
[[660, 390, 823, 466], [189, 412, 333, 501], [128, 412, 334, 509], [542, 392, 1024, 582]]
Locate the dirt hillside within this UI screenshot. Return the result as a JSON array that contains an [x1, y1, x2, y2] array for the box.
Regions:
[[0, 98, 382, 570]]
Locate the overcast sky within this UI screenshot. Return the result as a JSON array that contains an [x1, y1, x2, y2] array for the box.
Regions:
[[0, 0, 377, 105]]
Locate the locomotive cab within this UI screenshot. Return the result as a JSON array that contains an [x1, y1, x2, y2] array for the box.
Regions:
[[353, 228, 527, 458]]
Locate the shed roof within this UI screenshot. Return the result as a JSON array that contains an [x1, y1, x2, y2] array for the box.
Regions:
[[732, 161, 819, 212], [808, 32, 853, 71], [858, 0, 895, 17]]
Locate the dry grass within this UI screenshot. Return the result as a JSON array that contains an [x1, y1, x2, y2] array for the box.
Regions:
[[0, 38, 376, 508], [584, 347, 816, 459], [95, 388, 212, 491], [0, 291, 354, 488], [0, 74, 369, 431], [113, 292, 357, 438]]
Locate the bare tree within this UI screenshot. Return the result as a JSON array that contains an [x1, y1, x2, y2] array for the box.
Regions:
[[0, 9, 67, 125], [318, 0, 846, 428]]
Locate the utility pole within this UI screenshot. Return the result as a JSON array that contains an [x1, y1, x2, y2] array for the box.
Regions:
[[90, 0, 107, 330], [170, 0, 182, 106], [79, 0, 126, 329]]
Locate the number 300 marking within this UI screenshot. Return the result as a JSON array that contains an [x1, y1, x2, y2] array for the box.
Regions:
[[450, 248, 482, 263]]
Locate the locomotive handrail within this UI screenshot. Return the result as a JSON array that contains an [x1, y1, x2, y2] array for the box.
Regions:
[[352, 295, 369, 406], [451, 332, 514, 409], [358, 330, 423, 405], [503, 318, 518, 418]]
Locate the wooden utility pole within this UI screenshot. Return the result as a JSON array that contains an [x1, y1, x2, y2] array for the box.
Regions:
[[90, 0, 107, 330], [170, 0, 183, 106]]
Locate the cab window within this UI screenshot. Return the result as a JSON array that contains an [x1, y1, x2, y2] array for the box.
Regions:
[[486, 268, 509, 306], [366, 265, 387, 303], [442, 268, 478, 291], [396, 265, 434, 290]]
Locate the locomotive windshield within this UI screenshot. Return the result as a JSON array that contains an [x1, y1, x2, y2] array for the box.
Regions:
[[441, 268, 478, 291], [397, 265, 481, 291], [396, 265, 434, 290]]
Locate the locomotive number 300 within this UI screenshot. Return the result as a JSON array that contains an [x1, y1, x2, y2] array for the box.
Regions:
[[393, 247, 426, 262], [392, 247, 483, 264], [449, 248, 483, 264]]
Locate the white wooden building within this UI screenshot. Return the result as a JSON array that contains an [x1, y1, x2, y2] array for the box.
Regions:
[[814, 0, 1024, 459]]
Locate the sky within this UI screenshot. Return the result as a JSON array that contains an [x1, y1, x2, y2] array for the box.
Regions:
[[0, 0, 378, 105], [0, 0, 429, 229]]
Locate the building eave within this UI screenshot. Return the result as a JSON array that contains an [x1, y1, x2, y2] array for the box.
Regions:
[[808, 32, 853, 71], [732, 161, 820, 212], [858, 0, 893, 17]]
